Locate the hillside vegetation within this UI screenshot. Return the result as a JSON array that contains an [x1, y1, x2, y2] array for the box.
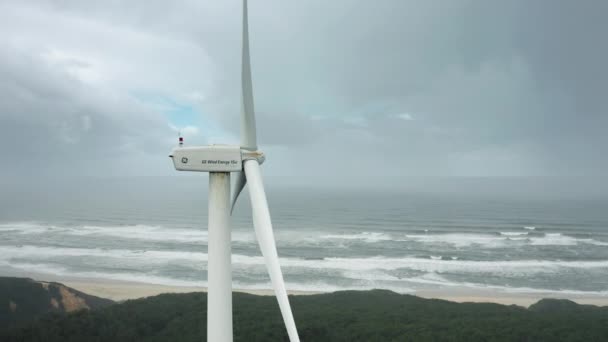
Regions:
[[0, 277, 114, 330], [2, 281, 607, 341]]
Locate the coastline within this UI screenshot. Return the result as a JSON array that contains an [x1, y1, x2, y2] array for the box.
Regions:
[[60, 278, 608, 307], [61, 278, 320, 301], [5, 270, 607, 306], [415, 288, 608, 307]]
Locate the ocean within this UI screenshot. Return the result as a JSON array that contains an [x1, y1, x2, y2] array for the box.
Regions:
[[1, 177, 607, 296]]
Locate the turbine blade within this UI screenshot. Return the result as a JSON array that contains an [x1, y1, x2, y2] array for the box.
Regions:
[[244, 159, 300, 342], [230, 171, 247, 214], [241, 0, 257, 150]]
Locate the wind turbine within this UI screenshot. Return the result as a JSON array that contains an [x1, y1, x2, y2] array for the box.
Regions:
[[169, 1, 300, 341]]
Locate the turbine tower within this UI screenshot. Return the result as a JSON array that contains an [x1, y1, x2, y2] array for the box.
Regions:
[[169, 1, 300, 341]]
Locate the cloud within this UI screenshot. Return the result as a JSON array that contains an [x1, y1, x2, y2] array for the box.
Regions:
[[0, 0, 606, 189]]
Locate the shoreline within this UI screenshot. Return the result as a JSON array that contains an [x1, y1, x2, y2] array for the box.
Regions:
[[415, 289, 608, 307], [56, 277, 608, 307], [4, 270, 607, 307], [63, 280, 608, 307], [61, 278, 321, 301]]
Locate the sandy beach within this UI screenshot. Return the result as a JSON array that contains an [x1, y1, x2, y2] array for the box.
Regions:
[[415, 289, 608, 307], [62, 278, 318, 301], [56, 278, 608, 307]]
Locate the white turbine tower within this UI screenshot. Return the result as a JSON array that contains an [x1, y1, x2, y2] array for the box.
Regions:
[[169, 1, 300, 341]]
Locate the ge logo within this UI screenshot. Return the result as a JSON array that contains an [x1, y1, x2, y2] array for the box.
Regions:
[[181, 157, 188, 164]]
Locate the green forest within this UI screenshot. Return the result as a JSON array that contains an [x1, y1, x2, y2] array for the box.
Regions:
[[2, 284, 608, 341]]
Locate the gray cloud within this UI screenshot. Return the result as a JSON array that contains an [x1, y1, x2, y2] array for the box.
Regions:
[[0, 0, 606, 192]]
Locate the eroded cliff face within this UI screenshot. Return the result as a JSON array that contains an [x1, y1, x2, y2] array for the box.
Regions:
[[56, 284, 90, 312], [1, 277, 114, 328], [35, 281, 91, 312]]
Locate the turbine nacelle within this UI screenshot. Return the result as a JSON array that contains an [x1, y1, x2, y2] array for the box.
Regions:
[[169, 145, 264, 173]]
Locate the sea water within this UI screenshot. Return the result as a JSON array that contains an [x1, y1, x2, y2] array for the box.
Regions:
[[0, 177, 607, 296]]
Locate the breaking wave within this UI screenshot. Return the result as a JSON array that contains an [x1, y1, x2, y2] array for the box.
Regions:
[[3, 244, 608, 296], [320, 232, 392, 243], [500, 232, 528, 237], [2, 222, 607, 248], [4, 245, 608, 275]]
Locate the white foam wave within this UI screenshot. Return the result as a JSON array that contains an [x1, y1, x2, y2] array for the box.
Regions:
[[233, 254, 608, 277], [6, 262, 205, 288], [0, 222, 260, 244], [524, 226, 536, 230], [341, 269, 402, 282], [399, 273, 608, 297], [320, 232, 392, 243], [421, 274, 608, 296], [405, 272, 452, 286], [528, 233, 608, 246], [500, 232, 528, 237], [296, 257, 608, 275], [71, 224, 210, 243], [0, 222, 60, 234], [4, 245, 608, 276], [403, 232, 608, 248], [580, 239, 608, 246], [4, 246, 608, 296], [4, 222, 607, 249], [529, 233, 573, 246], [401, 233, 508, 248], [0, 245, 206, 263]]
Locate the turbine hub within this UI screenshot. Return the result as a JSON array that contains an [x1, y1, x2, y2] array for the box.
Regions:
[[241, 149, 265, 165]]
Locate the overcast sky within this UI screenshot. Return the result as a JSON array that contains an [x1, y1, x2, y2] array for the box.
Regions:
[[0, 0, 606, 191]]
